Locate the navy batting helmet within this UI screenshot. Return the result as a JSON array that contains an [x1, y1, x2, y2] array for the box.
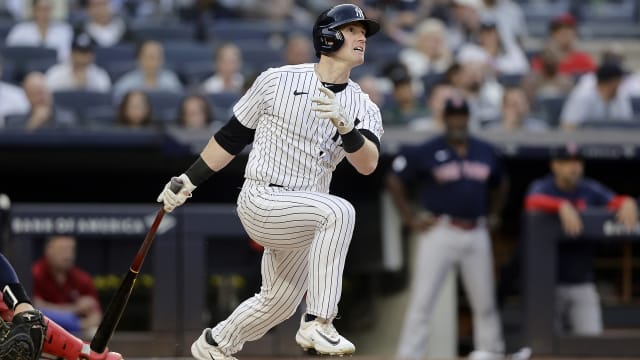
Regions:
[[312, 4, 380, 58]]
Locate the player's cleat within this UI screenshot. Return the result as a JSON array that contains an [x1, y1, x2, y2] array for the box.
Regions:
[[468, 350, 505, 360], [191, 329, 237, 360], [295, 315, 355, 356], [506, 347, 532, 360]]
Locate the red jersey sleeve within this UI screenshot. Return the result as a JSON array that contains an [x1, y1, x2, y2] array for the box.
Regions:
[[525, 194, 568, 213]]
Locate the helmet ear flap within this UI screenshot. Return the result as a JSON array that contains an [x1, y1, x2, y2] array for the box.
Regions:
[[318, 27, 344, 56]]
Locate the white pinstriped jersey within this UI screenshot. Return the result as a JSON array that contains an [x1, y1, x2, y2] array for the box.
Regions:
[[233, 63, 383, 193]]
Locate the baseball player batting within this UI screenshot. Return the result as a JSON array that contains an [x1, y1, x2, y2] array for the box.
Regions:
[[156, 4, 383, 359]]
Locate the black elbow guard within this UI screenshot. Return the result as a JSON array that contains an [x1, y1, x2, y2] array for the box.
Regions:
[[214, 116, 256, 155]]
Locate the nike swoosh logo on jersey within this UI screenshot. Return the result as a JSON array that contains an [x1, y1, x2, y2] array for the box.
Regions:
[[315, 329, 340, 346], [294, 90, 308, 95]]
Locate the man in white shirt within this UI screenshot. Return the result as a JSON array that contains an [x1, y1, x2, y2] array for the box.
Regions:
[[5, 0, 73, 61], [82, 0, 128, 47], [561, 62, 634, 130], [0, 56, 29, 127], [45, 32, 111, 93]]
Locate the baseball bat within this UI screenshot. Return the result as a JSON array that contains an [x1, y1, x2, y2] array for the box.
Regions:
[[90, 177, 184, 353]]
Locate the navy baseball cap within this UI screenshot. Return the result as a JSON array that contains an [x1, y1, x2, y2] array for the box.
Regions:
[[596, 62, 626, 82], [72, 32, 95, 52], [443, 96, 470, 116]]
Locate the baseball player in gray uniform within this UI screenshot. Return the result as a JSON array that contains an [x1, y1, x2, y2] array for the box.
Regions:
[[156, 4, 383, 360]]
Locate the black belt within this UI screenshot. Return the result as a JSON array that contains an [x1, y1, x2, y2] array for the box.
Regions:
[[269, 183, 283, 188]]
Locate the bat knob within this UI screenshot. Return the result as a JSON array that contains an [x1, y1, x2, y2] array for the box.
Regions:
[[169, 177, 184, 194]]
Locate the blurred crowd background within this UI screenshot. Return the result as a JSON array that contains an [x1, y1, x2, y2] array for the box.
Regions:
[[0, 0, 638, 132]]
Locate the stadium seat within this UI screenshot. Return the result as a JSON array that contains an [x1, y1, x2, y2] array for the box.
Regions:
[[84, 105, 116, 128], [0, 60, 17, 84], [631, 97, 640, 116], [1, 46, 58, 79], [178, 60, 213, 87], [534, 95, 567, 127], [130, 23, 195, 42], [94, 44, 136, 69], [4, 113, 27, 128], [235, 40, 284, 74], [0, 19, 15, 45], [163, 42, 214, 73], [103, 61, 137, 82], [144, 90, 184, 124], [207, 92, 240, 113], [53, 90, 113, 123], [208, 20, 283, 42]]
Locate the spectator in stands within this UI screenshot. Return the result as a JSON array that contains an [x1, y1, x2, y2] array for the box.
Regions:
[[284, 33, 313, 65], [484, 87, 547, 132], [201, 43, 244, 94], [560, 62, 634, 131], [398, 18, 452, 86], [356, 74, 385, 109], [23, 72, 76, 130], [177, 93, 214, 130], [531, 13, 596, 76], [458, 18, 528, 76], [0, 55, 30, 127], [45, 32, 111, 93], [420, 83, 455, 131], [113, 40, 183, 100], [116, 90, 153, 128], [480, 0, 527, 44], [525, 144, 638, 335], [521, 44, 574, 103], [32, 235, 102, 339], [446, 0, 483, 50], [383, 69, 429, 127], [451, 48, 504, 129], [81, 0, 129, 47], [5, 0, 73, 61]]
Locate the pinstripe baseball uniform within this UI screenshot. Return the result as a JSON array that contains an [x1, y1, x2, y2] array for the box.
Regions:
[[209, 63, 383, 354]]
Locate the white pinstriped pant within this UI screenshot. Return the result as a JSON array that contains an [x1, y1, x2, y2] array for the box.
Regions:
[[210, 180, 356, 354], [397, 219, 504, 359]]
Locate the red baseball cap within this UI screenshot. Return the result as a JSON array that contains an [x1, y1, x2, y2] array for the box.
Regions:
[[550, 13, 577, 32]]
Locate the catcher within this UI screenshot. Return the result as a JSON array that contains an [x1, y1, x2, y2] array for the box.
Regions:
[[0, 252, 122, 360]]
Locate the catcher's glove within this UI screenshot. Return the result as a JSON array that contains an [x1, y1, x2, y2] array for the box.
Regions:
[[0, 310, 47, 360]]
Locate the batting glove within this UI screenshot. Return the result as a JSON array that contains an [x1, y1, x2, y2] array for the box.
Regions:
[[312, 87, 355, 134], [156, 174, 196, 212]]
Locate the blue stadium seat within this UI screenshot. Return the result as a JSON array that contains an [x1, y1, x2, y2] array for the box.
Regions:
[[534, 95, 567, 127], [4, 113, 27, 128], [163, 42, 213, 72], [179, 60, 213, 87], [82, 105, 116, 128], [1, 46, 58, 79], [631, 97, 640, 115], [94, 44, 136, 69], [103, 61, 137, 82], [144, 90, 184, 124], [207, 92, 240, 112], [53, 90, 113, 123], [0, 19, 15, 45], [235, 40, 284, 74], [130, 23, 195, 42], [208, 21, 283, 42]]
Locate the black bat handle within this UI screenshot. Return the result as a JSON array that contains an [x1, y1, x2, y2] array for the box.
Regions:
[[169, 177, 184, 194]]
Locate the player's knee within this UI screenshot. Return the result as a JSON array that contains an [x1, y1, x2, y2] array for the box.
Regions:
[[326, 199, 356, 226]]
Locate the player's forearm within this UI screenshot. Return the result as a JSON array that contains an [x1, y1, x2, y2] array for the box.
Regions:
[[488, 179, 509, 217], [345, 139, 378, 175], [200, 136, 236, 172]]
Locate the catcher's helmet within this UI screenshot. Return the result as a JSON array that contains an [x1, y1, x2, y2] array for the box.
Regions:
[[312, 4, 380, 58]]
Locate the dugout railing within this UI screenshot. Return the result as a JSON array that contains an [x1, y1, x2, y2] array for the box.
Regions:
[[522, 210, 640, 357]]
